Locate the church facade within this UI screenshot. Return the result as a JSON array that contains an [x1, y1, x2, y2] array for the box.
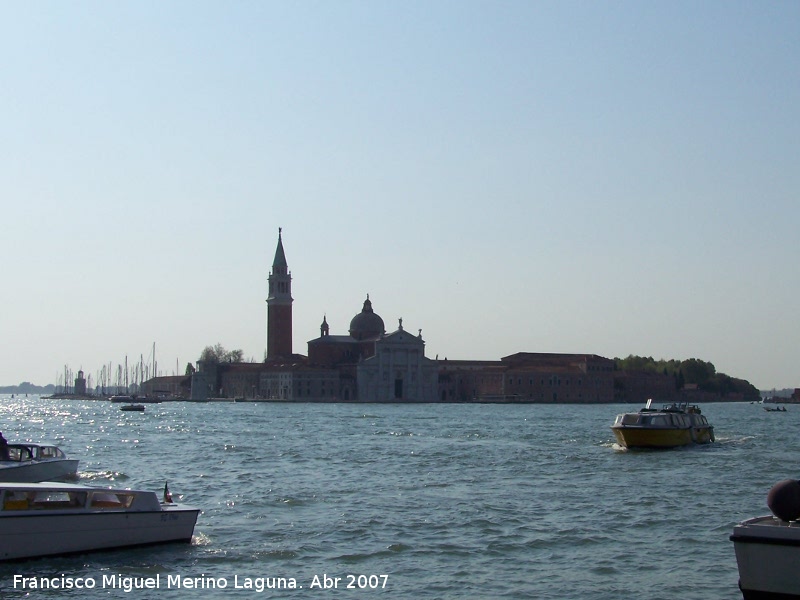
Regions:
[[356, 320, 439, 403]]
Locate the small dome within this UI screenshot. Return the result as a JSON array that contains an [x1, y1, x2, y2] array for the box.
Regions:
[[349, 295, 385, 340]]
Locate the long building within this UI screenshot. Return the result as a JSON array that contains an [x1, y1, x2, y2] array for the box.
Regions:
[[188, 230, 619, 403]]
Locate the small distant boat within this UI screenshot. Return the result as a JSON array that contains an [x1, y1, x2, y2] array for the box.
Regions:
[[0, 444, 79, 482], [610, 399, 715, 449], [732, 479, 800, 599], [109, 395, 136, 403], [0, 481, 199, 561], [120, 404, 145, 412]]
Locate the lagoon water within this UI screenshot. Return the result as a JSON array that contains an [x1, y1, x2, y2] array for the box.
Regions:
[[0, 396, 792, 599]]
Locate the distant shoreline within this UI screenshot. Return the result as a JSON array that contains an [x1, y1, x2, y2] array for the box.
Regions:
[[1, 392, 792, 405]]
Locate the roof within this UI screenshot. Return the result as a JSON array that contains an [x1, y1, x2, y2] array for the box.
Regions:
[[5, 442, 60, 450], [349, 295, 385, 340], [308, 335, 360, 345], [221, 362, 270, 372], [379, 328, 424, 346], [501, 352, 614, 366], [438, 359, 505, 370], [0, 481, 136, 492], [262, 354, 308, 368], [273, 228, 288, 268], [145, 375, 188, 385]]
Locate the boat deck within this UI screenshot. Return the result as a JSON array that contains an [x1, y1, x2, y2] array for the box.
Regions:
[[733, 516, 800, 544]]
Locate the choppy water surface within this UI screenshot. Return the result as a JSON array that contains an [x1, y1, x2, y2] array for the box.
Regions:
[[0, 397, 792, 598]]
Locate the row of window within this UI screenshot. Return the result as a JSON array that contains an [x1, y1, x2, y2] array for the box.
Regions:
[[507, 377, 584, 386]]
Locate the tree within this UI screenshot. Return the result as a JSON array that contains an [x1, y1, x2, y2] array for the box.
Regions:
[[615, 355, 657, 372], [680, 358, 715, 385], [675, 370, 685, 390], [615, 354, 758, 401], [198, 344, 244, 364]]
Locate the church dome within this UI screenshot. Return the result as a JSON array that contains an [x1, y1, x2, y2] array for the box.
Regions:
[[349, 295, 385, 340]]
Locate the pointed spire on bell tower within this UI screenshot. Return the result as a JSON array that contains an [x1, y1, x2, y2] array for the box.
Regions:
[[266, 227, 293, 359], [321, 314, 329, 337], [272, 227, 288, 273]]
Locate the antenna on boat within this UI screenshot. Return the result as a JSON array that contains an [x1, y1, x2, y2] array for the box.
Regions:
[[163, 481, 173, 503]]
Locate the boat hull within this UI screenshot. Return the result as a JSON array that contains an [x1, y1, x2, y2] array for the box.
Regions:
[[0, 460, 79, 483], [611, 426, 714, 449], [0, 506, 199, 561], [732, 516, 800, 599]]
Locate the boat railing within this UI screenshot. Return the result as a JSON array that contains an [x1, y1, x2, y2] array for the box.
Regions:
[[657, 401, 702, 414]]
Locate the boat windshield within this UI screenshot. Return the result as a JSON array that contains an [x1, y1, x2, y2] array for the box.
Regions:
[[89, 492, 135, 509], [617, 414, 639, 425], [38, 447, 65, 459]]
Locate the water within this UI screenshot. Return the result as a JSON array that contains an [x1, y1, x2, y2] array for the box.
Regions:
[[0, 397, 791, 599]]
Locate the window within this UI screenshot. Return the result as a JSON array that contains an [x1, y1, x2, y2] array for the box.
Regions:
[[31, 491, 87, 510], [90, 492, 134, 509]]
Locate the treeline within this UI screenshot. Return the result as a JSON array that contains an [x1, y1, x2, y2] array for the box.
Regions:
[[198, 344, 246, 365], [0, 382, 56, 394], [614, 355, 760, 399]]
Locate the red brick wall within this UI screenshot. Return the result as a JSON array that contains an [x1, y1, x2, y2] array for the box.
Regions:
[[267, 304, 292, 358]]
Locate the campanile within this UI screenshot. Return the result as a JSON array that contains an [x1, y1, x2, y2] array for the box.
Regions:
[[266, 228, 293, 359]]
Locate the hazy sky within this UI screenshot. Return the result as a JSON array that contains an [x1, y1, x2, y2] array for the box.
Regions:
[[2, 1, 798, 391]]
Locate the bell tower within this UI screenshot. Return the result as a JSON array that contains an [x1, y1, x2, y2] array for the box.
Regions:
[[266, 228, 293, 359]]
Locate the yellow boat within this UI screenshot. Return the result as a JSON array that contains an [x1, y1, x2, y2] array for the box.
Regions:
[[611, 400, 715, 449]]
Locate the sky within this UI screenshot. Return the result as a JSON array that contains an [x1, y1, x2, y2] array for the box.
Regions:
[[2, 1, 798, 391]]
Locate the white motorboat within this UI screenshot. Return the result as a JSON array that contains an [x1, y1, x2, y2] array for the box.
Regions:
[[0, 481, 199, 561], [731, 479, 800, 599], [0, 444, 79, 482]]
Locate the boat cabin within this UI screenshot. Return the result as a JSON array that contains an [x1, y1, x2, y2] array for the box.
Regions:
[[4, 444, 67, 462], [0, 484, 161, 512], [613, 412, 710, 428]]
